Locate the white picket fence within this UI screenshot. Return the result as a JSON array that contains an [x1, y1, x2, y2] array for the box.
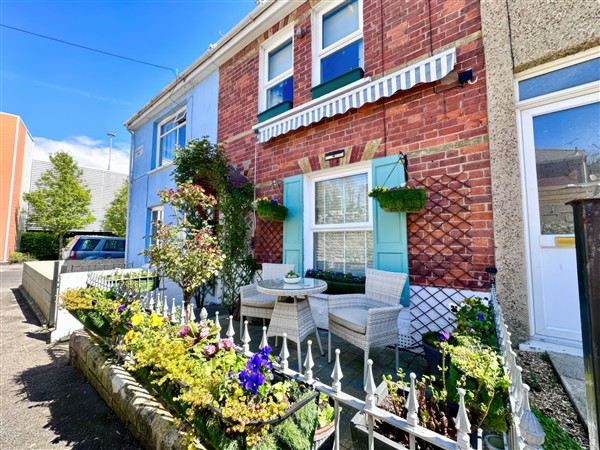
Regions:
[[90, 268, 546, 450]]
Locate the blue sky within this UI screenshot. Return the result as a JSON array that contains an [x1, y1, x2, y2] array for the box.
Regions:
[[1, 0, 256, 173]]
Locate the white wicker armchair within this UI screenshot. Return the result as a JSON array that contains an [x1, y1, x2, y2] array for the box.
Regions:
[[239, 263, 295, 336], [327, 268, 408, 383]]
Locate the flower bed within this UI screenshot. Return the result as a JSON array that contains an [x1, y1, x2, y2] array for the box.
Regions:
[[62, 287, 325, 449], [304, 269, 366, 295]]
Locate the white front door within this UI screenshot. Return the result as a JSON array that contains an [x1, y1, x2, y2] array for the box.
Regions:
[[521, 95, 600, 344]]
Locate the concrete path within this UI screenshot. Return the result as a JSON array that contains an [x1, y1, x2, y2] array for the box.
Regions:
[[548, 351, 589, 430], [0, 263, 141, 450]]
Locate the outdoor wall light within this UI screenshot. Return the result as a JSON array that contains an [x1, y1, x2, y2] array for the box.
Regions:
[[324, 149, 345, 161]]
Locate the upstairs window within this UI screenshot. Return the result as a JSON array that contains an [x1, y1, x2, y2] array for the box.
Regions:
[[158, 108, 186, 166], [314, 0, 363, 85], [260, 32, 294, 113]]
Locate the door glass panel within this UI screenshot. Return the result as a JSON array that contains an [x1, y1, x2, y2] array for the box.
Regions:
[[534, 102, 600, 234]]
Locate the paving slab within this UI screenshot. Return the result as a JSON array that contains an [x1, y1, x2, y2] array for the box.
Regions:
[[0, 263, 141, 450], [548, 350, 588, 430]]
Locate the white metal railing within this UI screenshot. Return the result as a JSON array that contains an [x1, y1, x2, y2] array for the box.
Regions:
[[91, 273, 546, 450]]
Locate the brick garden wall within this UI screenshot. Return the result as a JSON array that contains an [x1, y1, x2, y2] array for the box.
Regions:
[[218, 0, 493, 288]]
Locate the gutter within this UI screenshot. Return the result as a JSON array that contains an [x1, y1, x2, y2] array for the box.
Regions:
[[124, 0, 297, 130]]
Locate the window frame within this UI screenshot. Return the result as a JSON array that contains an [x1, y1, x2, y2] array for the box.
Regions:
[[259, 27, 294, 113], [311, 0, 364, 86], [303, 161, 373, 272], [148, 205, 164, 245], [156, 107, 186, 167]]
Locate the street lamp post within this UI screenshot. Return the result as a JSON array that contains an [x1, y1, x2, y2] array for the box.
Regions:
[[107, 132, 116, 171]]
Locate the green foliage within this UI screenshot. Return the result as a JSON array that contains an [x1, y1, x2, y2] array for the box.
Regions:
[[19, 231, 59, 260], [22, 151, 94, 252], [255, 197, 288, 222], [143, 182, 224, 321], [172, 139, 255, 309], [368, 185, 427, 212], [532, 408, 582, 450], [8, 252, 37, 263], [103, 180, 128, 237]]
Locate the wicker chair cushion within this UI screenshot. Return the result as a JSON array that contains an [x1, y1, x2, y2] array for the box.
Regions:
[[329, 307, 368, 334], [241, 293, 276, 309]]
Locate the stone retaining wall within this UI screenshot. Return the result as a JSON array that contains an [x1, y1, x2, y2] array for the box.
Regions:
[[69, 330, 206, 450], [22, 261, 57, 323]]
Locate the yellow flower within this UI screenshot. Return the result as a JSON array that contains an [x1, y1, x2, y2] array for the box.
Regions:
[[131, 313, 144, 327], [151, 313, 163, 328], [124, 330, 138, 344]]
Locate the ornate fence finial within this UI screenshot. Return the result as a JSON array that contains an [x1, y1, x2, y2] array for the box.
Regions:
[[226, 315, 235, 341], [170, 298, 177, 322], [260, 326, 268, 350], [364, 359, 376, 411], [242, 320, 251, 354], [304, 340, 314, 383], [331, 349, 343, 393], [190, 306, 197, 322], [200, 307, 208, 322], [214, 311, 220, 340], [455, 388, 472, 450], [406, 372, 419, 426], [519, 384, 545, 449], [280, 333, 289, 371]]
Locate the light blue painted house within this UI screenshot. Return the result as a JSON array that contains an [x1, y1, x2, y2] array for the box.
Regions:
[[123, 69, 219, 268]]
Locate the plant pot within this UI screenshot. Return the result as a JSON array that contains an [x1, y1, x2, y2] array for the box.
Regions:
[[422, 341, 451, 379], [257, 203, 288, 222], [284, 276, 301, 284], [375, 188, 426, 213], [313, 420, 335, 449], [351, 382, 483, 450], [304, 277, 365, 295]]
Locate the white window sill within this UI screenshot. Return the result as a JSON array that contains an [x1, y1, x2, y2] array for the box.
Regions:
[[147, 161, 174, 176]]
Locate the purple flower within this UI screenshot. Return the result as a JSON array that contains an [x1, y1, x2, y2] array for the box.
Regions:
[[202, 344, 217, 357], [270, 199, 278, 205], [228, 370, 235, 377], [439, 331, 451, 341], [117, 304, 126, 313], [247, 353, 263, 372], [177, 326, 190, 337], [238, 369, 265, 396], [477, 313, 484, 321]]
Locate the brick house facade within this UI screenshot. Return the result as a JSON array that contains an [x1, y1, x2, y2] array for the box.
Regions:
[[217, 0, 493, 296]]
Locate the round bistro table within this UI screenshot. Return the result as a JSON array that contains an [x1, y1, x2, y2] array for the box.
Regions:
[[257, 278, 327, 372]]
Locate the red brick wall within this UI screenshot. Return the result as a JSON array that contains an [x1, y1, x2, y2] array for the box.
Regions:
[[218, 0, 493, 286]]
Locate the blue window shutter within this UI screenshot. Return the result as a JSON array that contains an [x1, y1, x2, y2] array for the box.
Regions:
[[283, 174, 304, 274], [372, 156, 410, 305]]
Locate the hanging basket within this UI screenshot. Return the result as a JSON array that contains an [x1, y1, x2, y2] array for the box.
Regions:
[[375, 188, 427, 213], [257, 202, 288, 222]]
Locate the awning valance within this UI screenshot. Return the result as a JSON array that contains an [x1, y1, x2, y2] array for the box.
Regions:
[[253, 47, 457, 143]]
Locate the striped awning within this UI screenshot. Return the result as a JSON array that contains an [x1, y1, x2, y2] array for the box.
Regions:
[[253, 47, 457, 143]]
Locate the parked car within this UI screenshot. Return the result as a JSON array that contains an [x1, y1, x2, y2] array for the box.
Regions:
[[63, 235, 126, 260]]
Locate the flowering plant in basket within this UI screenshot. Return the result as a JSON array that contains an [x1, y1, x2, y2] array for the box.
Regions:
[[368, 185, 426, 212], [256, 197, 288, 222]]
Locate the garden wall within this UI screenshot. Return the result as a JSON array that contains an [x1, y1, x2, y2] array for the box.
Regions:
[[21, 261, 57, 323], [69, 330, 205, 450]]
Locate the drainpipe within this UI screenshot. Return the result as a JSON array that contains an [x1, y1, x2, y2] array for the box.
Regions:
[[568, 198, 600, 450]]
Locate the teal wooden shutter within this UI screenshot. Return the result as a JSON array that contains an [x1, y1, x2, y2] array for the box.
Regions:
[[372, 156, 410, 305], [283, 174, 304, 274]]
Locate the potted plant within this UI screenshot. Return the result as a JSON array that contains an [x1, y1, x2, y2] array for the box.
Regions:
[[421, 330, 453, 379], [368, 185, 426, 213], [256, 197, 288, 222], [313, 393, 335, 449], [284, 270, 301, 284]]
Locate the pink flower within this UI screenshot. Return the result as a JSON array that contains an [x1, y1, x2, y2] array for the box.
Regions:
[[177, 326, 190, 337], [199, 327, 210, 339], [218, 339, 234, 351], [202, 344, 217, 357]]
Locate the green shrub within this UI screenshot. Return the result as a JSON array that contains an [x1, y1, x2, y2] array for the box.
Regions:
[[532, 408, 583, 450], [8, 252, 37, 263], [19, 232, 60, 260]]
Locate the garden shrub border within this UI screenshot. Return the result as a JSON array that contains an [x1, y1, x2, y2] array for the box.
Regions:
[[69, 330, 207, 450]]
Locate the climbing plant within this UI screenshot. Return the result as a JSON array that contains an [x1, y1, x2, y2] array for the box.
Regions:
[[173, 138, 256, 312]]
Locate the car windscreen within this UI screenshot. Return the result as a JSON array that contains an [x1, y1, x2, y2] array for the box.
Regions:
[[74, 239, 101, 251]]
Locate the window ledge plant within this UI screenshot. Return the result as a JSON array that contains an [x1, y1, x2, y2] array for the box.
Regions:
[[255, 197, 288, 222], [305, 269, 366, 295], [368, 184, 426, 212]]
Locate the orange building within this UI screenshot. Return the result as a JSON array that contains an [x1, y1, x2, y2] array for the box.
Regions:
[[0, 113, 34, 262]]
